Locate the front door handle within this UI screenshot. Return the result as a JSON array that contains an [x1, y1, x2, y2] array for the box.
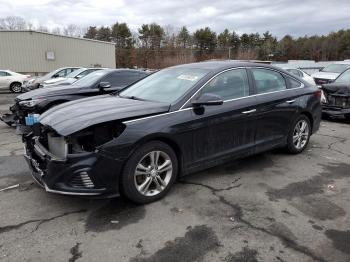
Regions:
[[286, 100, 296, 104], [242, 109, 256, 114]]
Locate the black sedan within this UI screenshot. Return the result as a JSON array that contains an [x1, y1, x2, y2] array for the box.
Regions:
[[2, 69, 149, 132], [23, 61, 322, 203]]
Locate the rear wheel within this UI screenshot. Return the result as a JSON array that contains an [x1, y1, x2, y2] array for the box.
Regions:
[[121, 141, 178, 204], [10, 82, 22, 93], [286, 115, 311, 154]]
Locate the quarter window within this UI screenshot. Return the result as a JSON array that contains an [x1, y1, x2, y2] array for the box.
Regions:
[[252, 68, 287, 94], [200, 69, 250, 100], [286, 77, 302, 89], [0, 71, 7, 77]]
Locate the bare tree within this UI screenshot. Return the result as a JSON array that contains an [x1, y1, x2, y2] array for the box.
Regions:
[[0, 16, 26, 30], [37, 25, 49, 33], [51, 27, 62, 35], [63, 24, 86, 37]]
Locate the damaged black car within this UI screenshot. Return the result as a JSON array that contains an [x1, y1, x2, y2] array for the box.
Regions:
[[1, 69, 149, 132], [23, 61, 322, 204], [321, 68, 350, 120]]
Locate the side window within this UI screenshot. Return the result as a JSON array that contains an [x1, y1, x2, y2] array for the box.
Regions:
[[252, 68, 286, 94], [56, 69, 67, 77], [200, 69, 250, 100], [0, 71, 7, 77], [286, 77, 302, 89], [287, 69, 303, 78]]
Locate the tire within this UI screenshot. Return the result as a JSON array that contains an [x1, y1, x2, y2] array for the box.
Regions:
[[286, 115, 311, 154], [121, 141, 178, 204], [9, 82, 22, 93], [345, 114, 350, 121]]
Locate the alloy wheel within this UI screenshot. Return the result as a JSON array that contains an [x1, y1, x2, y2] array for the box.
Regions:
[[293, 119, 310, 150], [134, 151, 173, 197], [11, 83, 22, 93]]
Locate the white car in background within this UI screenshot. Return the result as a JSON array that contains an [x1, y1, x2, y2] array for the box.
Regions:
[[311, 61, 350, 86], [0, 70, 31, 93], [285, 68, 316, 85], [41, 68, 104, 87]]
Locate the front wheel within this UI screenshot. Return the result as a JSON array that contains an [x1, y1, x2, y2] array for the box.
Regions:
[[121, 141, 178, 204], [286, 115, 311, 154], [10, 82, 22, 93]]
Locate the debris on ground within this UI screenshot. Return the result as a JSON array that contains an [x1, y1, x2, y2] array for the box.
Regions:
[[0, 184, 19, 192], [110, 220, 119, 224], [327, 184, 336, 191]]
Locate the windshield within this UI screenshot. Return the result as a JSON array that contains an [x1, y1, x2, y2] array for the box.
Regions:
[[72, 70, 109, 87], [119, 67, 210, 103], [66, 68, 86, 78], [321, 64, 350, 73], [335, 69, 350, 83]]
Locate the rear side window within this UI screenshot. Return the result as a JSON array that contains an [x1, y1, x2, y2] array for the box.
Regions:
[[252, 68, 286, 94], [0, 71, 8, 76], [287, 69, 303, 78], [286, 77, 303, 89], [103, 71, 143, 87], [200, 69, 250, 100]]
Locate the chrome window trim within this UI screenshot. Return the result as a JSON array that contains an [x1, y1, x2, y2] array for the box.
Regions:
[[124, 66, 305, 124]]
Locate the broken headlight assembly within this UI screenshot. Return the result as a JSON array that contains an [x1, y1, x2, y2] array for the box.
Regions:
[[19, 98, 45, 108], [68, 122, 126, 153]]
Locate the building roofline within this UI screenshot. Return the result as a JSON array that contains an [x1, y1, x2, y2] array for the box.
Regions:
[[0, 30, 115, 45]]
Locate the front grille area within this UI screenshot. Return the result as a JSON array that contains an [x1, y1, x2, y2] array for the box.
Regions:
[[326, 94, 350, 108], [314, 78, 331, 85], [69, 172, 95, 188]]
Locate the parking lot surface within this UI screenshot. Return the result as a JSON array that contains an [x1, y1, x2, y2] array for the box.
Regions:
[[0, 92, 349, 262]]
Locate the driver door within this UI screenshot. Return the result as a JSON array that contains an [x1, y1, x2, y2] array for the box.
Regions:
[[186, 68, 257, 170]]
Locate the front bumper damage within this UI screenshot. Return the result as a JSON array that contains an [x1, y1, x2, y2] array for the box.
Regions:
[[321, 84, 350, 119], [23, 134, 122, 197]]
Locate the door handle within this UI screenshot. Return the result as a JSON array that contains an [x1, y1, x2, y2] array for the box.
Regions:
[[286, 100, 296, 104], [242, 109, 256, 114]]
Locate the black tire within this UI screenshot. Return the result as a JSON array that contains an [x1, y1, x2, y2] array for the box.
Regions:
[[286, 115, 311, 154], [345, 114, 350, 121], [9, 82, 22, 93], [121, 141, 178, 204]]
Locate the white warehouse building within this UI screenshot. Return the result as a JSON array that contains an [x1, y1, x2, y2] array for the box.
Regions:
[[0, 30, 116, 75]]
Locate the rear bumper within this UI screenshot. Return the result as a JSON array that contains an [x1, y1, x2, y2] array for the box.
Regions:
[[24, 136, 122, 197]]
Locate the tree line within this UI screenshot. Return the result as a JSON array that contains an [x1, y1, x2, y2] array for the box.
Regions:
[[1, 16, 350, 68]]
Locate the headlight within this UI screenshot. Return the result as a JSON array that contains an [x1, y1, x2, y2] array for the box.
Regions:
[[19, 99, 45, 107]]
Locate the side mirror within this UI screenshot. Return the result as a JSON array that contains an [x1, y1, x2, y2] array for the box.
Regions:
[[99, 81, 111, 91], [192, 93, 223, 107], [52, 74, 59, 78]]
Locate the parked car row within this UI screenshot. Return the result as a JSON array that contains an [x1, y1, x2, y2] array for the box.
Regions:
[[0, 61, 322, 204]]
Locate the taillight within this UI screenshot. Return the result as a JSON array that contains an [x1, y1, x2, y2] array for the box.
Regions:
[[314, 89, 322, 101]]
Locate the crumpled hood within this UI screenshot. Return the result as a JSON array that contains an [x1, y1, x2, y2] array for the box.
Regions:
[[322, 83, 350, 95], [39, 95, 170, 136], [311, 71, 339, 80], [16, 85, 81, 101]]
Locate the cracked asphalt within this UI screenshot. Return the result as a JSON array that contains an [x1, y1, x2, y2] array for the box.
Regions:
[[1, 91, 350, 262]]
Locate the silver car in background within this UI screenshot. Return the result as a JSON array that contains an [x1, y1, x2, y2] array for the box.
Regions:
[[22, 67, 80, 91]]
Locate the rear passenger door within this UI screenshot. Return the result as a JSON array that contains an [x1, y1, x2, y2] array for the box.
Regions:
[[249, 68, 302, 151]]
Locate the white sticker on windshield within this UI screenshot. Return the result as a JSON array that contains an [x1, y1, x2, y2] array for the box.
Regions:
[[177, 75, 199, 81]]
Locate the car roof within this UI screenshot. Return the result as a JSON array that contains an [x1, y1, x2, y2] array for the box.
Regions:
[[334, 61, 350, 65], [169, 60, 281, 72]]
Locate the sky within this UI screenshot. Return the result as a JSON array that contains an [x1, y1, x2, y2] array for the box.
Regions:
[[0, 0, 350, 37]]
